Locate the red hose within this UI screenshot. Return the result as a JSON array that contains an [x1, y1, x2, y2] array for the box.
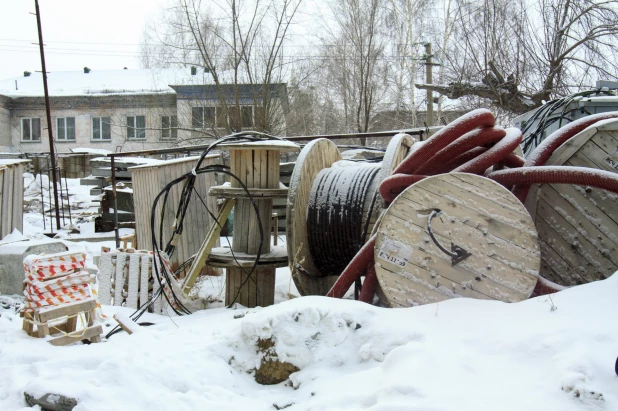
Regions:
[[393, 109, 495, 175], [488, 166, 618, 201], [454, 128, 522, 174], [359, 265, 378, 303], [379, 174, 428, 203], [532, 276, 566, 297], [512, 112, 618, 201], [327, 235, 376, 298], [416, 127, 506, 175]]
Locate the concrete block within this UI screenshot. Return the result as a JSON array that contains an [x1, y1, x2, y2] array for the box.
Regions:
[[0, 240, 68, 295]]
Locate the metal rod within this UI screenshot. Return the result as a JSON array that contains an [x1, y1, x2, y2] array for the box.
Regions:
[[111, 156, 120, 248], [425, 42, 434, 127], [57, 168, 66, 226], [46, 166, 52, 231], [39, 172, 45, 230], [34, 0, 61, 230], [63, 169, 72, 226]]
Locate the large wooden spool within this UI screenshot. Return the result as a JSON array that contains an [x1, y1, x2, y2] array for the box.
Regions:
[[374, 173, 540, 308], [525, 119, 618, 286], [287, 134, 414, 295], [208, 140, 299, 308]]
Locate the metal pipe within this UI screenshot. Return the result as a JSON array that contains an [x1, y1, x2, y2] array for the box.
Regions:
[[39, 172, 45, 230], [34, 0, 61, 230], [63, 169, 72, 226]]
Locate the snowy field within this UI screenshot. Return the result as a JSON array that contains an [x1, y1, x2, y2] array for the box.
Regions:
[[0, 175, 617, 410]]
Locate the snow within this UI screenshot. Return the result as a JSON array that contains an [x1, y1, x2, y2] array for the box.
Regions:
[[0, 68, 207, 97], [0, 271, 617, 410], [3, 171, 618, 410], [70, 148, 113, 155]]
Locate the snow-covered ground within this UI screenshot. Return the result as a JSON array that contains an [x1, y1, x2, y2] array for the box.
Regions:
[[0, 175, 617, 410]]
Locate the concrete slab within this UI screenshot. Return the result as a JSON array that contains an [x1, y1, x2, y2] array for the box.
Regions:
[[0, 240, 68, 295]]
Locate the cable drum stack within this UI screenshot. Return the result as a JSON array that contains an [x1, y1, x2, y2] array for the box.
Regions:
[[288, 108, 618, 308]]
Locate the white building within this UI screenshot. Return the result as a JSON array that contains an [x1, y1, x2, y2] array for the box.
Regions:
[[0, 68, 288, 154]]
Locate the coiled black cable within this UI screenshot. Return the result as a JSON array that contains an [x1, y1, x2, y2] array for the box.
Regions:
[[307, 164, 380, 276]]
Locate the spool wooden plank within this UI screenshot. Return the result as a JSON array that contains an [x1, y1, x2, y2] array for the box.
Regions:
[[375, 173, 539, 308], [286, 139, 343, 296], [524, 119, 618, 286]]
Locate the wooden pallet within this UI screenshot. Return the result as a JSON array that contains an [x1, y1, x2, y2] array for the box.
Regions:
[[22, 298, 102, 346]]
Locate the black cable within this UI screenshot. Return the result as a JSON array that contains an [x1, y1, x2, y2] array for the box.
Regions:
[[521, 89, 613, 156], [307, 165, 380, 276]]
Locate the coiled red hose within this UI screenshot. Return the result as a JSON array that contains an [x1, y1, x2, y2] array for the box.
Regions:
[[454, 128, 522, 174], [488, 166, 618, 196], [393, 108, 495, 175], [416, 127, 506, 174]]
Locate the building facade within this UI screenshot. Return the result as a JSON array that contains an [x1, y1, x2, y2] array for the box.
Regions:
[[0, 68, 288, 154]]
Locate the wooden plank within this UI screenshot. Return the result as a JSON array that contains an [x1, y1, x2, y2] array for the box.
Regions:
[[538, 240, 584, 285], [139, 254, 150, 308], [534, 217, 606, 282], [114, 253, 127, 306], [538, 186, 618, 266], [183, 199, 234, 294], [38, 298, 97, 323], [98, 251, 113, 305], [48, 325, 103, 346], [0, 169, 4, 238], [544, 181, 618, 245], [536, 197, 617, 273], [152, 256, 163, 313], [126, 253, 141, 309], [5, 166, 13, 237]]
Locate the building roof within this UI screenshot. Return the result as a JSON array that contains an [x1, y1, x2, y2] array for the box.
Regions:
[[0, 68, 219, 97]]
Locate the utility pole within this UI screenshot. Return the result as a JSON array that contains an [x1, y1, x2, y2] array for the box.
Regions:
[[34, 0, 61, 231], [424, 43, 434, 127]]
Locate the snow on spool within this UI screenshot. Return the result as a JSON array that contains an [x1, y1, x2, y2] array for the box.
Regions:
[[374, 173, 540, 308], [287, 134, 413, 295], [524, 119, 618, 286]]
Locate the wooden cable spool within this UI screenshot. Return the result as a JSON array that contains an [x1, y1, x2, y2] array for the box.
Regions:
[[287, 134, 413, 295], [374, 173, 540, 308], [524, 119, 618, 286]]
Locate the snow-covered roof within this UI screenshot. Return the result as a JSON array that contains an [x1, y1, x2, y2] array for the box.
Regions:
[[0, 68, 221, 97]]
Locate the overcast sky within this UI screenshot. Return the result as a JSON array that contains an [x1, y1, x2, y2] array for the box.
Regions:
[[0, 0, 169, 81]]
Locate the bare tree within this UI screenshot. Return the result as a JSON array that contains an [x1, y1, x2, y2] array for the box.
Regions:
[[320, 0, 387, 143], [416, 0, 618, 114], [142, 0, 302, 141]]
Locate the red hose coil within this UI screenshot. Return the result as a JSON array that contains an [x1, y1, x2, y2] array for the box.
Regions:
[[393, 108, 495, 175], [416, 127, 506, 175], [488, 166, 618, 198]]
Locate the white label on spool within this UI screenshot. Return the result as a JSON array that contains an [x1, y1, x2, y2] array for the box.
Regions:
[[377, 238, 412, 267]]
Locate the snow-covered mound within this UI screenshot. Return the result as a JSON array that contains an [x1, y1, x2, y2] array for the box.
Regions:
[[1, 274, 617, 410]]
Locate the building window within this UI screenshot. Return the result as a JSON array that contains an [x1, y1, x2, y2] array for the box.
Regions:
[[92, 117, 111, 140], [241, 106, 254, 128], [57, 117, 76, 140], [127, 115, 146, 139], [192, 107, 204, 128], [21, 118, 41, 141], [192, 106, 225, 128], [161, 115, 177, 139]]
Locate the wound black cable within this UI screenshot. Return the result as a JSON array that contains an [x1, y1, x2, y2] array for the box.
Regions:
[[307, 164, 380, 276]]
